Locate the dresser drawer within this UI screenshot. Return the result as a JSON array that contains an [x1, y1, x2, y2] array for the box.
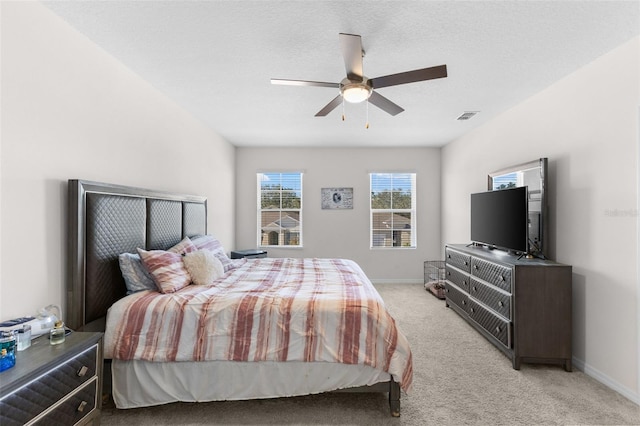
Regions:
[[445, 265, 470, 292], [445, 248, 471, 273], [34, 378, 98, 426], [444, 282, 469, 312], [470, 278, 511, 320], [468, 299, 511, 348], [470, 257, 512, 293], [0, 343, 98, 426]]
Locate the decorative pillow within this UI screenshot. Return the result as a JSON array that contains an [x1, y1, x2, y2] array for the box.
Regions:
[[137, 248, 192, 293], [190, 235, 237, 272], [119, 253, 158, 294], [168, 236, 198, 255], [182, 250, 225, 285], [190, 235, 224, 252]]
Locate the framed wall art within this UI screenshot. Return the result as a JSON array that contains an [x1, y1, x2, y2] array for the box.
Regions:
[[321, 187, 353, 209]]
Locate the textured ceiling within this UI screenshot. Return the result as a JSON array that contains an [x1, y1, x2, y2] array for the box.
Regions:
[[42, 1, 639, 148]]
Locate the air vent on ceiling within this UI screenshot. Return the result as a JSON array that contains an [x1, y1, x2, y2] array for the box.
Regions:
[[457, 111, 479, 121]]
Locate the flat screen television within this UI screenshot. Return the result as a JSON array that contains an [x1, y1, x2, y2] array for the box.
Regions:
[[470, 186, 529, 253]]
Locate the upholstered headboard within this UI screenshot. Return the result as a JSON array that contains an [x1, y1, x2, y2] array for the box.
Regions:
[[67, 180, 207, 332]]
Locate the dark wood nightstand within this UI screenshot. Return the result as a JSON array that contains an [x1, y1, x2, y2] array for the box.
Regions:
[[0, 331, 103, 425], [230, 249, 267, 259]]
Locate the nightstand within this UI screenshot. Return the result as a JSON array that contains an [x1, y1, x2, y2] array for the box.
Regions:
[[230, 249, 267, 259], [0, 331, 103, 426]]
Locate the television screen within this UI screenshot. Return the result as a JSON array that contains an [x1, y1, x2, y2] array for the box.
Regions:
[[470, 186, 528, 253]]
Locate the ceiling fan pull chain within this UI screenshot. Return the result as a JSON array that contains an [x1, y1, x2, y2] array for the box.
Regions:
[[365, 99, 370, 129], [342, 97, 345, 121]]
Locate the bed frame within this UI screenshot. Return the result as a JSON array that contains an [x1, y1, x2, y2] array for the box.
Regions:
[[66, 179, 401, 416]]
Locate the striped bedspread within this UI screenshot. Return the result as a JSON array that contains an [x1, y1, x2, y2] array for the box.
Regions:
[[104, 258, 413, 392]]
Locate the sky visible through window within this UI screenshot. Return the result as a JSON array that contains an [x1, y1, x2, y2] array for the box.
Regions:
[[371, 173, 413, 193], [260, 172, 302, 191], [492, 172, 518, 190]]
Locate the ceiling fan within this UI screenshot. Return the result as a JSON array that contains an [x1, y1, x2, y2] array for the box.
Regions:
[[271, 33, 447, 119]]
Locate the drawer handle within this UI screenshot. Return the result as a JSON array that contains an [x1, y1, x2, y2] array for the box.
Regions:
[[498, 301, 504, 307], [499, 275, 505, 281], [447, 254, 451, 258], [77, 401, 88, 413], [447, 271, 451, 276], [472, 286, 476, 291], [464, 261, 468, 266], [474, 265, 478, 270], [77, 366, 89, 377], [462, 300, 466, 305], [446, 288, 450, 293], [463, 280, 467, 285], [495, 326, 501, 333], [470, 308, 475, 313]]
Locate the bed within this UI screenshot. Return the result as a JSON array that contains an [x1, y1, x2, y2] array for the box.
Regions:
[[67, 179, 413, 416]]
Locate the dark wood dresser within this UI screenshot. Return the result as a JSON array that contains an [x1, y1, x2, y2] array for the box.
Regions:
[[444, 244, 572, 371], [0, 331, 103, 425]]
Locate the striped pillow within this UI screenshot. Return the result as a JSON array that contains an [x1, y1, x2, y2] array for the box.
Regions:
[[168, 237, 198, 255], [190, 235, 236, 272], [137, 237, 198, 293]]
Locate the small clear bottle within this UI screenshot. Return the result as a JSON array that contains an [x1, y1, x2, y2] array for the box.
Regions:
[[50, 321, 66, 345]]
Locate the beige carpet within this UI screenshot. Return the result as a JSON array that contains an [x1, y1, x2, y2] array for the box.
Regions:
[[100, 283, 640, 425]]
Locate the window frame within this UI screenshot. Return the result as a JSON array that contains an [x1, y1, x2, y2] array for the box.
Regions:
[[369, 172, 417, 249], [257, 172, 303, 248]]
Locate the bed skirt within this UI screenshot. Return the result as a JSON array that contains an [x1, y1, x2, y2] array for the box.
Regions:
[[111, 359, 392, 409]]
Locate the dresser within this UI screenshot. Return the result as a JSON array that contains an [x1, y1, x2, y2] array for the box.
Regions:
[[444, 244, 572, 371], [0, 332, 103, 425]]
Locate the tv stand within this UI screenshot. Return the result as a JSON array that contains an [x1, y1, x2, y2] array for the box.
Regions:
[[444, 244, 572, 371]]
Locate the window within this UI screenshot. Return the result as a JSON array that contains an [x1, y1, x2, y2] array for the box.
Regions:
[[370, 173, 416, 248], [257, 172, 302, 247]]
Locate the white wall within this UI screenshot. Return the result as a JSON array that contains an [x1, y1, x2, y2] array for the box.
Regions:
[[235, 147, 441, 282], [441, 37, 639, 402], [0, 2, 236, 321]]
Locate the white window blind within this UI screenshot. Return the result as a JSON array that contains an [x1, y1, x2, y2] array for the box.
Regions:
[[370, 172, 416, 248], [257, 172, 302, 247]]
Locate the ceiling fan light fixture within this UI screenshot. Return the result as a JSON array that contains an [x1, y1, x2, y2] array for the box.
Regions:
[[341, 82, 372, 103], [271, 33, 448, 117]]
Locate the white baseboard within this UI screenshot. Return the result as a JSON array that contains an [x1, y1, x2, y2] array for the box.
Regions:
[[572, 356, 639, 405], [369, 279, 423, 285]]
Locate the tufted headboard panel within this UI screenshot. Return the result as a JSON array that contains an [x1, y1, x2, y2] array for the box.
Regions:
[[67, 180, 207, 331]]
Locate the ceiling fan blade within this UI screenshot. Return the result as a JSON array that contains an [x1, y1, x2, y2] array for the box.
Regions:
[[370, 64, 447, 89], [339, 33, 363, 81], [368, 91, 404, 116], [315, 95, 343, 117], [271, 79, 340, 88]]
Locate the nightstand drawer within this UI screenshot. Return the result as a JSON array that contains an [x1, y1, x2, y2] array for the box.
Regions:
[[0, 345, 98, 426], [34, 377, 98, 426], [0, 336, 101, 426]]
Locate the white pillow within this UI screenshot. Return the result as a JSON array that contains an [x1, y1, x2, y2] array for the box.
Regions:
[[182, 250, 225, 285]]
